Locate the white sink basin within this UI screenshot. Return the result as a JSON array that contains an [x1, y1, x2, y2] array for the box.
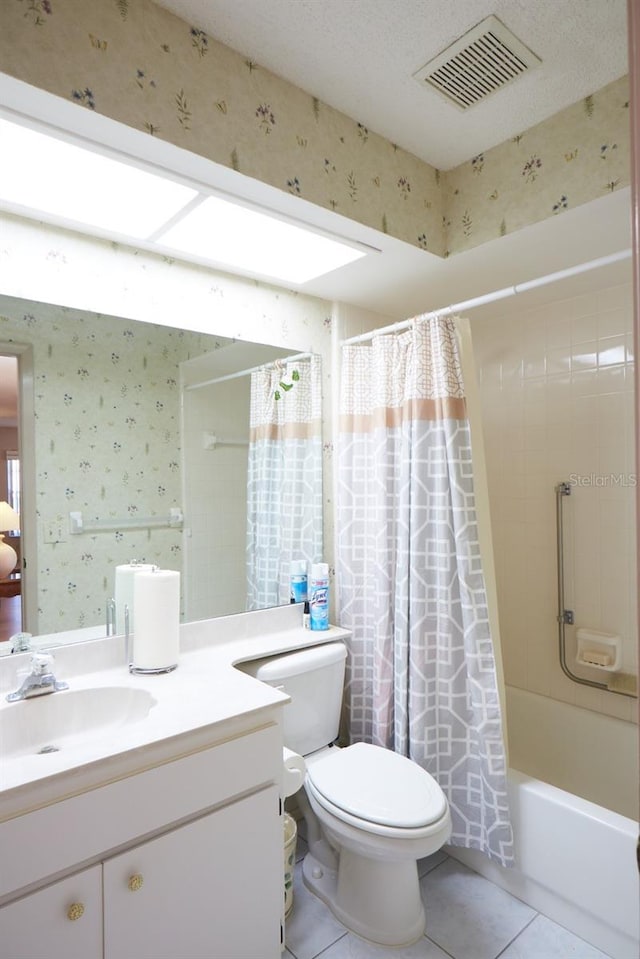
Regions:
[[1, 686, 157, 757]]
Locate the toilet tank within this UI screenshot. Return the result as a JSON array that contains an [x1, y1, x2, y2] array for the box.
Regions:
[[237, 641, 347, 756]]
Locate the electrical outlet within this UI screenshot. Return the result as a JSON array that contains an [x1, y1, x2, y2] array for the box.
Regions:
[[44, 521, 66, 544]]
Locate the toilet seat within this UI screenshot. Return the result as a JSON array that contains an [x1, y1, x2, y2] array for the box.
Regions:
[[306, 742, 447, 831]]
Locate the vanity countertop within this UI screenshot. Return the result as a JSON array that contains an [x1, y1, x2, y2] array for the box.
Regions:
[[0, 605, 350, 822]]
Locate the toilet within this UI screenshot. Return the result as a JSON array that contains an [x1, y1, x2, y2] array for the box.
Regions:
[[238, 640, 451, 946]]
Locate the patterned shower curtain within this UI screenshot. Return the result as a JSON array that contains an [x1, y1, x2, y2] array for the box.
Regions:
[[246, 355, 323, 610], [337, 317, 514, 867]]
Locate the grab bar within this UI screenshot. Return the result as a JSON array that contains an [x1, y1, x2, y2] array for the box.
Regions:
[[69, 508, 183, 535], [555, 481, 633, 698], [555, 482, 574, 630]]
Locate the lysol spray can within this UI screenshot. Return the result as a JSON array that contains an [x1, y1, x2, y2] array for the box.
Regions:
[[309, 563, 329, 631]]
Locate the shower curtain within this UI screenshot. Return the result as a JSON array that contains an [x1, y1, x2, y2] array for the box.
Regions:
[[337, 317, 514, 867], [246, 355, 323, 610]]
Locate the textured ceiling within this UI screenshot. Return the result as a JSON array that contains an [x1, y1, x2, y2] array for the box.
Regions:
[[154, 0, 628, 169]]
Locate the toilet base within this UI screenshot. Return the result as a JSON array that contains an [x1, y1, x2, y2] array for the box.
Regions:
[[302, 850, 426, 947]]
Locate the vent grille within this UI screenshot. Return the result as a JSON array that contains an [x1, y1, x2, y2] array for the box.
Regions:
[[413, 15, 541, 110]]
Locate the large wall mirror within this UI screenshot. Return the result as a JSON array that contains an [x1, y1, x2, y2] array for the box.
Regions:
[[0, 293, 322, 652]]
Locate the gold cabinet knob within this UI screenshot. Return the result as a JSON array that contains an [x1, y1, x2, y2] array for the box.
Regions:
[[128, 874, 144, 892], [67, 902, 85, 921]]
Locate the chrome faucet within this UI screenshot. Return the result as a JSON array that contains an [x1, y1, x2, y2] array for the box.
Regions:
[[10, 631, 32, 654], [6, 653, 69, 702]]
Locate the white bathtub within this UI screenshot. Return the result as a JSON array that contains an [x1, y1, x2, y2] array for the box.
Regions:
[[448, 686, 639, 959]]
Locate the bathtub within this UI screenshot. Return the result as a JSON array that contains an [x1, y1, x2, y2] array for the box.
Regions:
[[447, 686, 639, 959]]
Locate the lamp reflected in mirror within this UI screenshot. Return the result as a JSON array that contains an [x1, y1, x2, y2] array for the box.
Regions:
[[0, 498, 22, 646], [0, 501, 19, 579]]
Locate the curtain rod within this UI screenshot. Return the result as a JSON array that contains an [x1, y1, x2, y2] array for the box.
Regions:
[[341, 249, 632, 346], [184, 351, 314, 392]]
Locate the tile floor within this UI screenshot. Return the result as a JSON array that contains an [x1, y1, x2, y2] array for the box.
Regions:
[[284, 826, 612, 959]]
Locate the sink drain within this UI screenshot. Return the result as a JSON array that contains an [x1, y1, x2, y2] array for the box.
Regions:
[[37, 744, 60, 754]]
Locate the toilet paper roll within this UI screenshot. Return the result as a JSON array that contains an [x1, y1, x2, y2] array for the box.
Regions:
[[282, 746, 306, 798], [115, 562, 154, 635], [131, 568, 180, 672]]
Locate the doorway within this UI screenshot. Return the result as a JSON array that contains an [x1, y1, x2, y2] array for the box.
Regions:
[[0, 343, 36, 647], [0, 354, 21, 642]]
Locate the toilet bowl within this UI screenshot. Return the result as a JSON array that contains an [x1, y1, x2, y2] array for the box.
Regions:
[[236, 640, 451, 946], [299, 742, 451, 946]]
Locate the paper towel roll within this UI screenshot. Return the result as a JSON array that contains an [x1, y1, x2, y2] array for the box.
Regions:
[[131, 568, 180, 672], [115, 562, 154, 635], [282, 746, 306, 798]]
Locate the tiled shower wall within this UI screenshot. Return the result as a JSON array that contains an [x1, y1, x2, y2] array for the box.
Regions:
[[182, 376, 250, 621], [472, 280, 637, 724]]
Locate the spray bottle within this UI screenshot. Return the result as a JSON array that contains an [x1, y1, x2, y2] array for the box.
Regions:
[[290, 560, 310, 626], [289, 560, 308, 604], [309, 563, 329, 631]]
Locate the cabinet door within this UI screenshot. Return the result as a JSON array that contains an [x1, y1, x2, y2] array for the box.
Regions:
[[0, 864, 102, 959], [104, 785, 282, 959]]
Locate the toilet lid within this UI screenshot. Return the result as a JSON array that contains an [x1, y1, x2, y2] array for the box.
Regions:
[[306, 742, 447, 828]]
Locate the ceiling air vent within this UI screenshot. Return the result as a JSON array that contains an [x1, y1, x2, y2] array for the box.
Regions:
[[413, 15, 541, 110]]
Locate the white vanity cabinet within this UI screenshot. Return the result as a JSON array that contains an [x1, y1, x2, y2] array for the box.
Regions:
[[103, 785, 281, 959], [0, 865, 102, 959], [0, 721, 284, 959]]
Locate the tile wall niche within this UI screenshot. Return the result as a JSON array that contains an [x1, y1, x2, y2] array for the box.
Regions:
[[471, 280, 637, 723]]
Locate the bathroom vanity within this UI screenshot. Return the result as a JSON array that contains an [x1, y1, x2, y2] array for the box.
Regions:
[[0, 727, 281, 958], [0, 606, 349, 959]]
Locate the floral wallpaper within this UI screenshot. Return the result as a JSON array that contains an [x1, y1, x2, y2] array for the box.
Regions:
[[1, 0, 629, 259], [0, 301, 222, 632], [1, 0, 444, 255], [445, 76, 630, 254], [0, 213, 334, 634]]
